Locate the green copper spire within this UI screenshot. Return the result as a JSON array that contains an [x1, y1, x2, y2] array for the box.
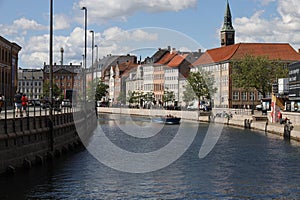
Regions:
[[222, 0, 235, 32]]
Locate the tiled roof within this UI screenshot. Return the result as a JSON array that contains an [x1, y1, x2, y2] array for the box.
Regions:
[[192, 43, 300, 66], [167, 54, 188, 68], [151, 49, 169, 63], [155, 52, 177, 65]]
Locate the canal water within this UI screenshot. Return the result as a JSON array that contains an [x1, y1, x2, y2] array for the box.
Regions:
[[1, 114, 300, 199]]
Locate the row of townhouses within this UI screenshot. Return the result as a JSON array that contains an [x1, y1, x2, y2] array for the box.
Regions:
[[94, 1, 300, 109]]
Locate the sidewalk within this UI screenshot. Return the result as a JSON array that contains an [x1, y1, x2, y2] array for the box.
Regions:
[[213, 113, 300, 142]]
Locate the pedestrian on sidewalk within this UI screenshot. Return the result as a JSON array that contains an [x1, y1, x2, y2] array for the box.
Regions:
[[14, 91, 22, 117], [21, 93, 28, 116], [277, 109, 282, 124]]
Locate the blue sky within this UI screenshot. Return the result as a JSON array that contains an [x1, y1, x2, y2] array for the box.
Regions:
[[1, 0, 299, 68]]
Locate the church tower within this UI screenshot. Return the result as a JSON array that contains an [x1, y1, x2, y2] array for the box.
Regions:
[[221, 0, 235, 47]]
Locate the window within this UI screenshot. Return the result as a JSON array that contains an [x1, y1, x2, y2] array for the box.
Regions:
[[233, 91, 239, 100], [241, 92, 247, 101], [258, 92, 263, 100], [250, 92, 255, 100]]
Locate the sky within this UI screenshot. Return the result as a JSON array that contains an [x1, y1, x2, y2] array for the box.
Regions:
[[1, 0, 300, 69]]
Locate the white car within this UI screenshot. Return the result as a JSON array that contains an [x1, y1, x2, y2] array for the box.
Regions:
[[256, 104, 262, 110]]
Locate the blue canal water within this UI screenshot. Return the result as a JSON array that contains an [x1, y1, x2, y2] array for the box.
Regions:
[[1, 114, 300, 199]]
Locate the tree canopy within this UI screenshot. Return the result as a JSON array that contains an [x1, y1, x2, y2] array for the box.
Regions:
[[231, 55, 288, 97], [184, 70, 217, 105], [95, 80, 109, 101], [162, 88, 175, 105], [43, 80, 61, 99]]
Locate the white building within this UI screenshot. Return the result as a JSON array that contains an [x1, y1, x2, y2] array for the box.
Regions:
[[18, 68, 44, 99]]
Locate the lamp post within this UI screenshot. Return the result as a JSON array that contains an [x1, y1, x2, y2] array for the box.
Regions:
[[49, 0, 54, 151], [90, 30, 94, 91], [81, 6, 87, 103], [95, 44, 98, 81]]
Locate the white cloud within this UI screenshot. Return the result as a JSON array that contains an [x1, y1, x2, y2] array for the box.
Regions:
[[0, 17, 46, 36], [13, 18, 46, 31], [74, 0, 197, 23], [234, 0, 300, 49], [54, 14, 71, 30], [102, 27, 157, 42]]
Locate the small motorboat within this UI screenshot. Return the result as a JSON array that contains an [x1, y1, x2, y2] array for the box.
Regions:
[[152, 115, 181, 124]]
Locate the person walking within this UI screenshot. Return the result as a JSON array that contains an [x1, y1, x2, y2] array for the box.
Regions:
[[0, 94, 4, 118], [278, 109, 283, 124], [21, 93, 28, 116], [14, 91, 22, 117]]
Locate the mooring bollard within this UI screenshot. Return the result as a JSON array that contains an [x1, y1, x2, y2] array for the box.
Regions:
[[244, 119, 252, 129], [265, 121, 268, 132]]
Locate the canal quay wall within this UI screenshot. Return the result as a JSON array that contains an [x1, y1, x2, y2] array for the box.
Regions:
[[0, 110, 96, 175], [98, 107, 300, 142]]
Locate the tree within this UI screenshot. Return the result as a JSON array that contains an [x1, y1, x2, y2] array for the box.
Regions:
[[43, 80, 61, 99], [185, 70, 217, 108], [117, 91, 126, 104], [127, 90, 136, 105], [183, 83, 195, 106], [95, 81, 109, 101], [162, 88, 175, 106], [231, 55, 288, 98]]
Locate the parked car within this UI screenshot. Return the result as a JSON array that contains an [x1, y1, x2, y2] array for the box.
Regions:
[[61, 99, 72, 107], [28, 99, 41, 107], [41, 99, 50, 109], [256, 104, 262, 111]]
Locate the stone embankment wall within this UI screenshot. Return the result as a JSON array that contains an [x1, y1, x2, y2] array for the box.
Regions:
[[0, 110, 96, 174], [99, 107, 300, 142], [98, 107, 200, 120]]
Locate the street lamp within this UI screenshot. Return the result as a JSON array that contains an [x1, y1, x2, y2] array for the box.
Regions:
[[95, 44, 98, 81], [49, 0, 54, 151], [90, 30, 94, 90], [81, 6, 87, 102]]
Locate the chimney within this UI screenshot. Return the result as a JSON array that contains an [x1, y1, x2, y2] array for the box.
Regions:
[[198, 49, 202, 53], [171, 48, 176, 54], [298, 49, 300, 53], [168, 46, 171, 51]]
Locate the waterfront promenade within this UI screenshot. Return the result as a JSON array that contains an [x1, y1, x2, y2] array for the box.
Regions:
[[98, 107, 300, 142]]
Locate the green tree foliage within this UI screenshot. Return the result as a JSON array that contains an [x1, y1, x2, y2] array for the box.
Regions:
[[183, 84, 195, 105], [127, 90, 144, 106], [162, 88, 175, 106], [231, 55, 288, 98], [117, 91, 126, 104], [43, 80, 61, 99], [95, 81, 109, 101], [185, 71, 217, 106]]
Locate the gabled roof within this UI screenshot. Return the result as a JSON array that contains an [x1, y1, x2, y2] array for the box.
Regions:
[[150, 49, 169, 63], [155, 52, 177, 65], [53, 68, 76, 74], [192, 43, 300, 66], [167, 54, 188, 67]]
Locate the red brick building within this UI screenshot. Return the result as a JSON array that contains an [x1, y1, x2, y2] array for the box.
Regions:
[[0, 36, 21, 102]]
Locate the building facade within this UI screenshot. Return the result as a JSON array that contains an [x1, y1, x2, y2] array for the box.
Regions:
[[192, 43, 300, 108], [43, 63, 83, 99], [18, 68, 44, 99], [0, 36, 21, 102]]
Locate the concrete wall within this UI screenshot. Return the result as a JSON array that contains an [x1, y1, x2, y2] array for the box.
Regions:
[[99, 107, 300, 142], [0, 110, 96, 174], [98, 107, 201, 121]]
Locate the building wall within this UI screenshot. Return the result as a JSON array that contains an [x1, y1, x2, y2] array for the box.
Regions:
[[18, 68, 44, 99], [0, 36, 21, 102], [164, 68, 179, 100], [43, 63, 83, 99]]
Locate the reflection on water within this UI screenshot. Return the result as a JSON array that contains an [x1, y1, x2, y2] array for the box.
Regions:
[[1, 114, 300, 199]]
